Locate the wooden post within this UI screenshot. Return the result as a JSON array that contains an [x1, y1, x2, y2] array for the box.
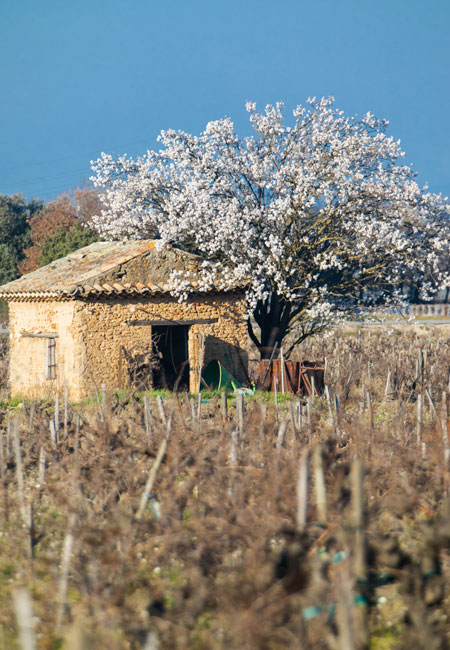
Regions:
[[236, 393, 244, 434], [230, 428, 238, 465], [418, 347, 424, 388], [54, 395, 60, 435], [442, 391, 448, 447], [13, 589, 37, 650], [63, 380, 69, 441], [367, 391, 373, 434], [74, 415, 80, 463], [259, 403, 267, 438], [289, 400, 297, 434], [38, 448, 46, 500], [274, 377, 279, 422], [425, 388, 437, 422], [325, 385, 335, 427], [351, 459, 366, 581], [307, 395, 313, 430], [136, 437, 168, 520], [56, 514, 76, 633], [144, 396, 151, 439], [221, 391, 228, 424], [101, 383, 109, 420], [417, 393, 423, 444], [28, 403, 35, 432], [157, 396, 167, 426], [296, 401, 302, 430], [197, 333, 205, 394], [362, 384, 367, 411], [7, 419, 12, 460], [197, 392, 202, 429], [144, 632, 160, 650], [334, 393, 339, 426], [276, 420, 287, 454], [190, 397, 196, 424], [27, 504, 34, 560], [280, 348, 286, 394], [296, 450, 309, 532], [313, 445, 327, 525], [94, 384, 104, 422], [0, 433, 4, 479], [13, 418, 26, 523], [384, 369, 391, 399], [336, 568, 356, 650], [50, 420, 58, 451], [351, 458, 369, 648]]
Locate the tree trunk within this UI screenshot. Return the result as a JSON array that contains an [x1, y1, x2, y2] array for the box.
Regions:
[[248, 293, 292, 359]]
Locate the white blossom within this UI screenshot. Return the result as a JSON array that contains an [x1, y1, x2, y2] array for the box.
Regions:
[[90, 97, 450, 356]]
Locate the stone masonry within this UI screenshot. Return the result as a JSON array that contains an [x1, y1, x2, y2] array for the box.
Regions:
[[1, 241, 249, 401], [8, 292, 248, 401]]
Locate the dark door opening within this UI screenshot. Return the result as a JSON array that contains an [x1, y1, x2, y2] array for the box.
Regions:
[[152, 325, 190, 390]]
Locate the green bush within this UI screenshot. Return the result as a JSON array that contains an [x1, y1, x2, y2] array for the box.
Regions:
[[39, 223, 100, 266]]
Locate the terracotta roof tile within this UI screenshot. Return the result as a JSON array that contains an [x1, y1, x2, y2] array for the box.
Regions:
[[0, 240, 245, 301]]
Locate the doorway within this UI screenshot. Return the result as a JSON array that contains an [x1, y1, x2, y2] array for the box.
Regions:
[[152, 325, 190, 390]]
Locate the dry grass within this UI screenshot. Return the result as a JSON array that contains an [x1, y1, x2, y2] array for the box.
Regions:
[[0, 328, 450, 649]]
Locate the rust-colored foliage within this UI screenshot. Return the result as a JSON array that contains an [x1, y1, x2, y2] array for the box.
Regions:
[[20, 188, 101, 274]]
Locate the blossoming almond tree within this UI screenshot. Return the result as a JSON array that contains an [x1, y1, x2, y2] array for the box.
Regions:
[[90, 97, 450, 358]]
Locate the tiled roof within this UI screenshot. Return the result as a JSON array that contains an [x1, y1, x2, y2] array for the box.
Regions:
[[0, 240, 204, 301]]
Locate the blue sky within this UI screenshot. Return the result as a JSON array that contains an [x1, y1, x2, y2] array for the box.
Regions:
[[1, 0, 449, 201]]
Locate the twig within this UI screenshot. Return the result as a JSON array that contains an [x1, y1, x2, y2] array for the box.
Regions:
[[136, 436, 169, 521]]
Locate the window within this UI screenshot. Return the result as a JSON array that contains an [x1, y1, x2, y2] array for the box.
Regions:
[[45, 338, 56, 379]]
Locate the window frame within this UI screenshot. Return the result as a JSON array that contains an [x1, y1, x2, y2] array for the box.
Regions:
[[45, 337, 56, 380]]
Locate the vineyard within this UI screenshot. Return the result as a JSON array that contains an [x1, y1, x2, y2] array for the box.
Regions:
[[0, 326, 450, 649]]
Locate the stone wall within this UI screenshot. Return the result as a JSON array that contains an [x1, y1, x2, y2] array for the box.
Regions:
[[74, 293, 248, 398], [8, 301, 79, 400], [8, 293, 248, 400]]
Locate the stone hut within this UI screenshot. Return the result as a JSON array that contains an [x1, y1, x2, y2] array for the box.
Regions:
[[0, 241, 248, 400]]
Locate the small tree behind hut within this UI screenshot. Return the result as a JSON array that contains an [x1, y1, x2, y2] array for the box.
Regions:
[[90, 97, 450, 358]]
